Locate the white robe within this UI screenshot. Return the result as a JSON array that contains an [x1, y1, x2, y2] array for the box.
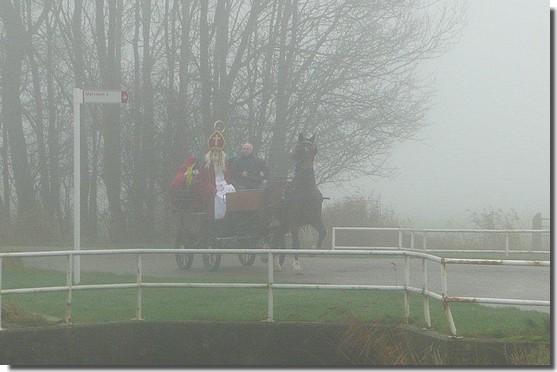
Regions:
[[214, 170, 236, 219]]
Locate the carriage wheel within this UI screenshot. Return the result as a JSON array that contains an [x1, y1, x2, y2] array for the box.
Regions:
[[237, 237, 256, 266], [238, 253, 256, 266], [203, 239, 222, 271], [203, 253, 222, 271], [259, 238, 272, 263], [278, 233, 292, 266], [175, 233, 194, 270]]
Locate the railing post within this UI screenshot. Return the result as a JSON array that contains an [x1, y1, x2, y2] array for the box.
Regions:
[[403, 254, 410, 323], [267, 252, 274, 322], [136, 254, 143, 320], [505, 233, 510, 257], [422, 257, 431, 328], [66, 254, 73, 324], [441, 260, 457, 336], [73, 88, 82, 285], [410, 231, 415, 250], [0, 257, 3, 331], [332, 228, 336, 250], [423, 231, 428, 252], [532, 213, 542, 251], [398, 229, 403, 249]]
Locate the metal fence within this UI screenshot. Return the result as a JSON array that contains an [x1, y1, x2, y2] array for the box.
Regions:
[[0, 248, 549, 337], [332, 227, 551, 256]]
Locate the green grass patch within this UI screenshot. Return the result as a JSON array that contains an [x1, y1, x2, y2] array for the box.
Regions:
[[2, 265, 549, 342]]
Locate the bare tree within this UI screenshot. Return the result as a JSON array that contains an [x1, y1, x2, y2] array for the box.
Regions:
[[0, 0, 465, 244], [94, 0, 125, 241], [72, 0, 92, 238], [0, 116, 9, 226], [0, 1, 49, 229], [199, 0, 212, 134]]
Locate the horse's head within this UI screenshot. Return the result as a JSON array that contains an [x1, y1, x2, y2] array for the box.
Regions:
[[292, 133, 317, 170]]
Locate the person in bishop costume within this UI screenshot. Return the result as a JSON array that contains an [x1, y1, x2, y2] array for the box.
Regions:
[[198, 122, 236, 219]]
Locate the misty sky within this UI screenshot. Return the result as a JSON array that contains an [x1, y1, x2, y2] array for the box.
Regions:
[[323, 0, 549, 227]]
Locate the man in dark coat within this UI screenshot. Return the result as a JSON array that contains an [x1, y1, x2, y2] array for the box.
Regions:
[[230, 143, 269, 190]]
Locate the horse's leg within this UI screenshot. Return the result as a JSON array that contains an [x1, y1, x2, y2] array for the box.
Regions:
[[276, 203, 289, 269], [313, 220, 327, 249], [272, 230, 285, 271], [291, 227, 303, 274]]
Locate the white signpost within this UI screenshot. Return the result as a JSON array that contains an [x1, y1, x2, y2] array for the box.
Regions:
[[73, 88, 127, 283]]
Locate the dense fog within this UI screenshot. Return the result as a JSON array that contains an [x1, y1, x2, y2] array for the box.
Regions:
[[323, 0, 549, 228], [0, 2, 549, 360]]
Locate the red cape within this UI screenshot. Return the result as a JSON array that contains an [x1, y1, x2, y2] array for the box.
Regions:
[[170, 155, 197, 190]]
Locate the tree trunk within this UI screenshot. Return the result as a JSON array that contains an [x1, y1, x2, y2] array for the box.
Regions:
[[88, 119, 100, 242], [214, 0, 261, 128], [129, 0, 144, 239], [0, 118, 9, 225], [140, 0, 155, 239], [199, 0, 212, 135], [255, 0, 280, 151], [95, 0, 125, 242], [46, 10, 62, 235], [72, 0, 92, 240], [27, 48, 49, 216], [212, 0, 228, 124], [268, 0, 294, 179], [0, 1, 37, 223], [176, 0, 192, 152], [162, 0, 180, 237], [246, 24, 258, 144]]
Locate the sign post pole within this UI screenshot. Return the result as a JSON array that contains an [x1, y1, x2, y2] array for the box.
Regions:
[[73, 89, 127, 284], [73, 88, 83, 284]]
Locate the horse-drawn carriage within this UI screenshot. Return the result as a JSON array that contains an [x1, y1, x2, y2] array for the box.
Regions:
[[173, 183, 284, 271], [172, 132, 327, 272]]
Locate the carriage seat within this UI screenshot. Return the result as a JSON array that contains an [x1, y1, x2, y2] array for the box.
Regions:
[[226, 189, 265, 212]]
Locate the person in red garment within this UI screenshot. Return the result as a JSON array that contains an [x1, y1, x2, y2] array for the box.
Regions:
[[170, 154, 199, 190], [169, 154, 203, 212], [197, 121, 236, 220]]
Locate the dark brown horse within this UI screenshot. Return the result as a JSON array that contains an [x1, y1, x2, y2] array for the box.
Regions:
[[275, 133, 327, 273]]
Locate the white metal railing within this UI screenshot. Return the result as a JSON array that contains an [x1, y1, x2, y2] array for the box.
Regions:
[[332, 227, 550, 256], [0, 248, 549, 337]]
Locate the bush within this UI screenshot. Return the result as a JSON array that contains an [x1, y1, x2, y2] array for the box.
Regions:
[[322, 195, 407, 248]]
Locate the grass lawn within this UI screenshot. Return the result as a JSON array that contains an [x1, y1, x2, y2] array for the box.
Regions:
[[1, 263, 549, 342]]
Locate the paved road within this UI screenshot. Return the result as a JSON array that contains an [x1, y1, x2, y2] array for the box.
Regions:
[[17, 247, 550, 313]]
